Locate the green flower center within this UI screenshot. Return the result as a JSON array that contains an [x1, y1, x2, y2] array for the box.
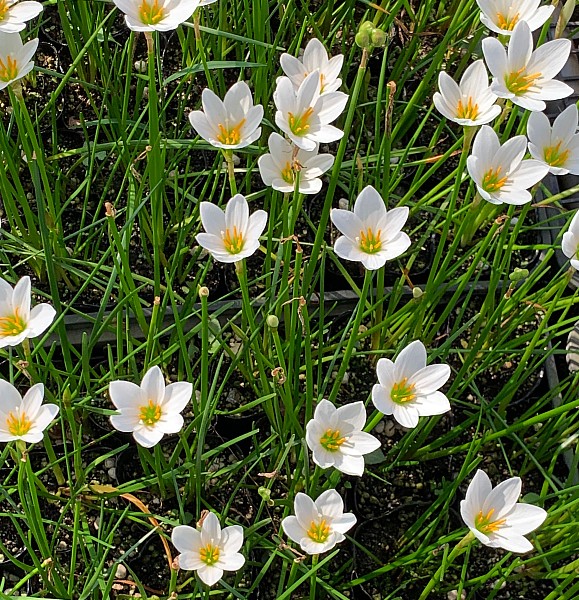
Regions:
[[222, 225, 245, 254], [139, 400, 162, 426], [281, 162, 294, 184], [216, 119, 246, 146], [288, 108, 314, 136], [320, 428, 346, 452], [6, 410, 32, 437], [544, 140, 570, 168], [496, 11, 519, 31], [456, 97, 479, 121], [474, 508, 506, 534], [390, 378, 416, 404], [307, 519, 331, 543], [358, 227, 382, 254], [199, 543, 220, 566], [504, 67, 541, 95], [481, 166, 508, 193], [0, 308, 27, 336], [0, 55, 18, 83], [138, 0, 165, 25]]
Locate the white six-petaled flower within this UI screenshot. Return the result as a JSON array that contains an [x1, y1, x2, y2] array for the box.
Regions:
[[433, 60, 501, 127], [281, 489, 356, 555], [476, 0, 554, 36], [189, 81, 263, 150], [0, 1, 43, 33], [0, 276, 56, 348], [172, 512, 245, 587], [562, 211, 579, 270], [527, 104, 579, 176], [0, 32, 38, 90], [482, 20, 572, 112], [258, 133, 334, 194], [109, 365, 192, 448], [196, 194, 267, 263], [274, 71, 348, 151], [460, 470, 547, 553], [305, 399, 380, 476], [467, 125, 549, 205], [112, 0, 200, 32], [0, 381, 59, 444], [330, 185, 411, 270], [372, 340, 451, 429], [280, 38, 344, 94]]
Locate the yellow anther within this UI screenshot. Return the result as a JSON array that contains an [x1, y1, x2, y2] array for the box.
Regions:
[[139, 399, 162, 426], [6, 410, 32, 437], [288, 107, 314, 135], [505, 67, 541, 95], [482, 166, 508, 193], [281, 162, 295, 184], [199, 543, 220, 566], [390, 378, 416, 404], [307, 519, 331, 543], [544, 140, 570, 168], [320, 429, 347, 452], [0, 0, 8, 20], [0, 308, 26, 336], [358, 227, 382, 254], [222, 225, 244, 254], [216, 118, 246, 146], [0, 55, 18, 83], [138, 0, 165, 25], [496, 11, 520, 31], [456, 97, 479, 121], [475, 508, 506, 534]]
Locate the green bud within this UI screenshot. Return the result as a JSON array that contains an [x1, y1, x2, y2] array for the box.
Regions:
[[199, 286, 209, 298], [355, 30, 371, 48], [258, 486, 274, 506], [360, 20, 375, 35], [412, 287, 423, 299], [509, 268, 529, 282], [370, 28, 387, 47], [266, 314, 279, 329]]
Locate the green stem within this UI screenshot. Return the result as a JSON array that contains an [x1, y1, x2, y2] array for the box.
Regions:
[[418, 531, 475, 600], [309, 554, 319, 600], [224, 150, 238, 195]]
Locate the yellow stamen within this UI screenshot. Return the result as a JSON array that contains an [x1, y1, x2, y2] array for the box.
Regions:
[[216, 118, 246, 146], [138, 0, 165, 25], [456, 97, 479, 121], [496, 11, 519, 31], [307, 519, 331, 543], [482, 166, 508, 193], [390, 378, 416, 404], [320, 72, 327, 93], [222, 225, 244, 254], [199, 543, 220, 566], [288, 107, 314, 135], [504, 67, 541, 95], [320, 428, 347, 452], [0, 55, 18, 83], [475, 508, 506, 534], [358, 227, 382, 254], [0, 308, 27, 337], [0, 0, 9, 20], [6, 410, 32, 437], [139, 399, 162, 426], [281, 161, 294, 184], [544, 140, 570, 168]]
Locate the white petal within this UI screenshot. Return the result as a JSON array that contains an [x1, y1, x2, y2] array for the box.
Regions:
[[163, 382, 192, 413], [412, 391, 451, 416], [410, 364, 451, 393], [220, 524, 244, 554], [393, 404, 420, 428], [27, 303, 56, 337], [197, 564, 223, 586], [109, 380, 144, 410], [172, 525, 201, 554], [504, 503, 547, 535], [483, 477, 522, 519], [282, 515, 306, 544], [395, 340, 427, 380], [141, 366, 165, 403], [315, 489, 344, 518], [201, 512, 222, 546]]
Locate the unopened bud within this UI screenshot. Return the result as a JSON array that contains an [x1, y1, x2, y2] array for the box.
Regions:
[[355, 30, 371, 48], [509, 267, 529, 282], [412, 287, 423, 299], [266, 314, 279, 329], [370, 28, 387, 47], [199, 286, 210, 298]]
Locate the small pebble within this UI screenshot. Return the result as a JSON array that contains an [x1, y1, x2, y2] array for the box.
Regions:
[[374, 420, 385, 434], [338, 198, 349, 210], [115, 564, 127, 579]]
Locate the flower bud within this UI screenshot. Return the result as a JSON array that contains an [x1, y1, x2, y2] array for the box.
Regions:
[[509, 268, 529, 282], [412, 287, 423, 299], [266, 314, 279, 329], [370, 28, 388, 47], [355, 30, 371, 48], [199, 286, 210, 298]]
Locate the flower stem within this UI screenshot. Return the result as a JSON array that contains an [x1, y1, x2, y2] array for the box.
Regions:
[[309, 554, 319, 600], [418, 531, 475, 600], [224, 150, 238, 195]]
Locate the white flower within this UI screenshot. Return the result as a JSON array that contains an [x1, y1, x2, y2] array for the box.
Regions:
[[460, 470, 547, 553], [0, 1, 43, 33], [433, 60, 501, 126], [172, 513, 245, 586], [274, 72, 348, 151], [330, 185, 411, 270], [196, 194, 267, 263], [467, 125, 548, 205], [281, 490, 356, 555], [112, 0, 200, 32], [476, 0, 554, 36], [0, 32, 38, 91], [562, 211, 579, 270], [372, 340, 451, 429], [527, 105, 579, 176], [482, 20, 572, 112], [280, 38, 343, 94], [0, 276, 56, 348], [257, 133, 334, 194], [109, 365, 192, 448], [188, 81, 263, 150], [0, 382, 59, 444], [199, 0, 218, 5], [305, 400, 380, 476]]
